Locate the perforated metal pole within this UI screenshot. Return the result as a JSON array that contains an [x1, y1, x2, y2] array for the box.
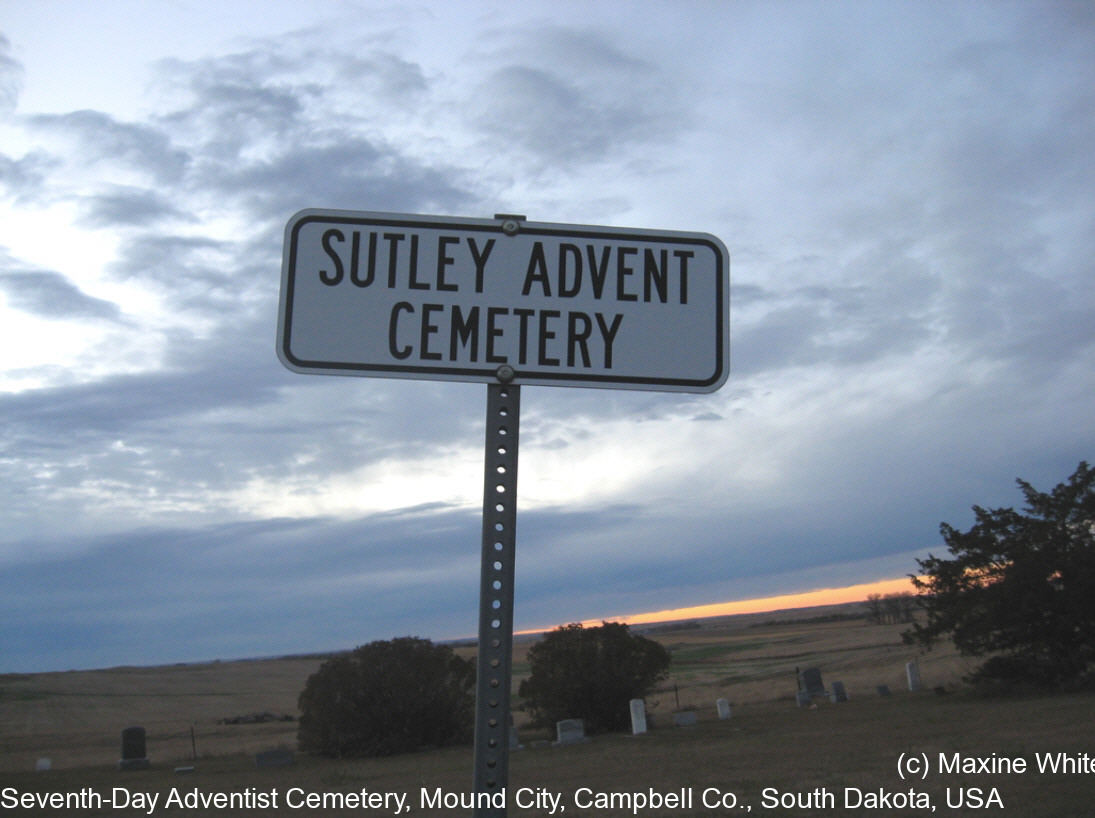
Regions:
[[473, 378, 520, 817]]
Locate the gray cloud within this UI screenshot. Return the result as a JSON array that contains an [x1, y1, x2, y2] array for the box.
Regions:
[[29, 109, 190, 183], [79, 186, 194, 228], [0, 150, 56, 203], [469, 24, 684, 166], [0, 265, 123, 322], [0, 34, 22, 113], [216, 139, 474, 220]]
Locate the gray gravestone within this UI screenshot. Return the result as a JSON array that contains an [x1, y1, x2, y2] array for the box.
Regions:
[[119, 726, 150, 770], [35, 758, 51, 772], [906, 661, 922, 692], [876, 684, 891, 697], [555, 719, 588, 745], [830, 681, 848, 703], [716, 698, 731, 720], [672, 710, 698, 727], [629, 698, 647, 735], [796, 690, 813, 708], [799, 667, 825, 697]]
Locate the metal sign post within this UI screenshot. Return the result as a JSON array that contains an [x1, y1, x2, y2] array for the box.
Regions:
[[472, 375, 519, 816]]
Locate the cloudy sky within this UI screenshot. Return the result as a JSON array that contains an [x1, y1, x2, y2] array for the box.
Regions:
[[1, 1, 1092, 673]]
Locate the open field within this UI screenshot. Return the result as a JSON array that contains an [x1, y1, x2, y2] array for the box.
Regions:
[[2, 605, 1092, 816]]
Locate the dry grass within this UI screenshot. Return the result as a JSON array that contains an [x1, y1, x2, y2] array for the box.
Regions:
[[2, 607, 1092, 816]]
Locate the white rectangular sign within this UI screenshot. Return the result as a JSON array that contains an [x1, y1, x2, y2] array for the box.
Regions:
[[278, 210, 729, 392]]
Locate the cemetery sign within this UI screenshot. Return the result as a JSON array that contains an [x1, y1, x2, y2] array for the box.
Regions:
[[278, 210, 729, 393], [278, 209, 729, 816]]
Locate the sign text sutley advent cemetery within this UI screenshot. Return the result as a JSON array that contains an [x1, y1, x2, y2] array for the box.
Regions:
[[278, 210, 729, 815]]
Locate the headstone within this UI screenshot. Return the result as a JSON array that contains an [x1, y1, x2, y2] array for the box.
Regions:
[[795, 690, 813, 708], [906, 661, 922, 692], [255, 748, 295, 768], [829, 681, 848, 703], [35, 758, 51, 772], [629, 698, 647, 735], [509, 715, 523, 750], [799, 667, 825, 695], [555, 719, 588, 746], [716, 698, 731, 720], [672, 710, 698, 727], [119, 726, 150, 770], [876, 684, 891, 697], [174, 766, 195, 775]]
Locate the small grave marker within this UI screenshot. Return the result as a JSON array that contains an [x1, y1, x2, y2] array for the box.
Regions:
[[716, 698, 731, 720], [906, 661, 922, 692], [509, 716, 523, 751], [798, 667, 825, 697], [830, 681, 848, 703], [554, 719, 588, 746], [629, 699, 647, 735], [118, 726, 150, 771], [673, 711, 698, 727], [35, 758, 51, 772], [876, 684, 892, 697]]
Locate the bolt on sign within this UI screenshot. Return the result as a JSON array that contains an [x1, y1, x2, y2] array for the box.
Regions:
[[278, 210, 729, 393]]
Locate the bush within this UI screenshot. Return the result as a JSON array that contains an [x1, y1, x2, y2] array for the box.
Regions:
[[518, 621, 670, 733], [297, 637, 474, 758]]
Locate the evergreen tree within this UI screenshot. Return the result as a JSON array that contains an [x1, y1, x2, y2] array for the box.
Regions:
[[905, 462, 1095, 688], [518, 621, 670, 733], [298, 637, 475, 757]]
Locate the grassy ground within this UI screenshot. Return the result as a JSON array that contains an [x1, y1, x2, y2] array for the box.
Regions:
[[2, 609, 1092, 816]]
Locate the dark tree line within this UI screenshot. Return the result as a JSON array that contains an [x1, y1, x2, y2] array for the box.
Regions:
[[865, 592, 916, 625]]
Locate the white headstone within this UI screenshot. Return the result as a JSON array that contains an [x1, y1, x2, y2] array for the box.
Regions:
[[629, 699, 647, 735], [906, 661, 922, 692], [716, 698, 731, 720]]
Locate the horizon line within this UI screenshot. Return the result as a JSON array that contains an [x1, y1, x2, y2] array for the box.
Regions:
[[520, 575, 918, 634]]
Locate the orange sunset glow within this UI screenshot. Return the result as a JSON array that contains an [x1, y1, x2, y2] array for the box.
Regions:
[[538, 576, 921, 632]]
